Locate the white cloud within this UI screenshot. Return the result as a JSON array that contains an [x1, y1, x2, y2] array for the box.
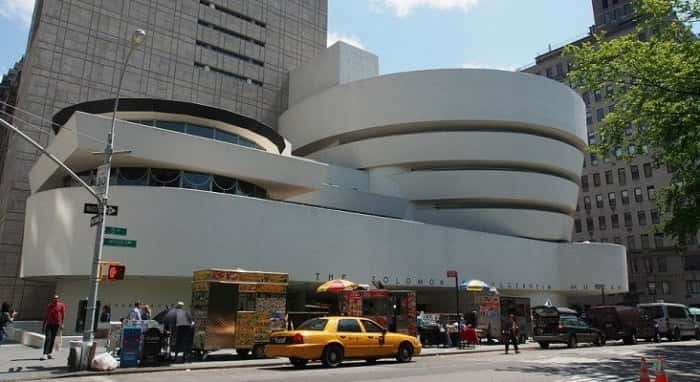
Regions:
[[370, 0, 478, 17], [0, 0, 35, 25], [327, 32, 366, 49], [461, 63, 516, 72]]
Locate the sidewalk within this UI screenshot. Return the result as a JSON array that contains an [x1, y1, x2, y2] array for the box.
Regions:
[[0, 340, 538, 381]]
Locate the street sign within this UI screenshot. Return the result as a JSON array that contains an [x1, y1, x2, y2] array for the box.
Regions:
[[103, 238, 136, 248], [105, 226, 127, 236], [84, 203, 118, 216], [95, 164, 110, 196], [90, 215, 103, 227], [446, 270, 458, 278]]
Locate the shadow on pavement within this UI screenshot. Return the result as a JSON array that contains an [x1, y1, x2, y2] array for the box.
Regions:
[[497, 343, 700, 382], [265, 359, 404, 372]]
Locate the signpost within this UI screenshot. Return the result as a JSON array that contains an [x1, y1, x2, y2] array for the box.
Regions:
[[446, 270, 461, 348], [103, 238, 137, 248], [95, 164, 110, 196], [84, 203, 118, 216]]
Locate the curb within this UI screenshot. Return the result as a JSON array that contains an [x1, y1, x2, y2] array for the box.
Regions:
[[5, 345, 527, 381]]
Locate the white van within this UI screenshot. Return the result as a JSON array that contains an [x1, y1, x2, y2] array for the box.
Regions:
[[638, 303, 698, 340]]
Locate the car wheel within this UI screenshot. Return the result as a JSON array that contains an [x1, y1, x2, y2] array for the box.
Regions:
[[695, 328, 700, 341], [623, 332, 636, 345], [321, 344, 344, 368], [538, 342, 549, 349], [567, 335, 577, 348], [396, 342, 414, 363], [236, 348, 250, 358], [253, 344, 266, 359], [595, 334, 606, 346], [673, 327, 681, 341], [290, 358, 308, 368]]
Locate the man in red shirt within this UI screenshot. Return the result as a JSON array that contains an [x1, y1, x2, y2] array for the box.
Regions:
[[41, 295, 66, 360]]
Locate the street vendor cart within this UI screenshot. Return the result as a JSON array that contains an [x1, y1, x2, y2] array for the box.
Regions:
[[191, 268, 288, 359]]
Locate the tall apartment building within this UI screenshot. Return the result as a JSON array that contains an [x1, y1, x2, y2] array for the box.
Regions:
[[523, 0, 700, 308], [0, 58, 23, 180], [0, 0, 327, 318]]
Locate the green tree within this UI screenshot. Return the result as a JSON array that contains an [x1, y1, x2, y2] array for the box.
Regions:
[[564, 0, 700, 242]]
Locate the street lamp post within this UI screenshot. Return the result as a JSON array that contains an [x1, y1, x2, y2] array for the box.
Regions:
[[81, 28, 146, 346]]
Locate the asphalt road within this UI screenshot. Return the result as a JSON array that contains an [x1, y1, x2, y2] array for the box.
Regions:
[[34, 340, 700, 382]]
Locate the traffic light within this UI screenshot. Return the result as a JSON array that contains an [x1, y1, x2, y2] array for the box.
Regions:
[[107, 264, 125, 280]]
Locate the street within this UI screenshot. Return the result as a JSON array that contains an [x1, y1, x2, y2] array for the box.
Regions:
[[29, 340, 700, 382]]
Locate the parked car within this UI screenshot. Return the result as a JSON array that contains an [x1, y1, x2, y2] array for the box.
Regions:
[[532, 305, 605, 349], [638, 303, 697, 341], [587, 305, 659, 344], [689, 307, 700, 339], [265, 316, 422, 368]]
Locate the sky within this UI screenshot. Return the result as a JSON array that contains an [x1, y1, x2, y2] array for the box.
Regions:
[[0, 0, 596, 76]]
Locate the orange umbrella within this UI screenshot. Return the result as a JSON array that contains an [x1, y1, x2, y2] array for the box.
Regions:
[[316, 279, 359, 293]]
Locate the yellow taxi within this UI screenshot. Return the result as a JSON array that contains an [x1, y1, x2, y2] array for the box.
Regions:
[[265, 316, 422, 368]]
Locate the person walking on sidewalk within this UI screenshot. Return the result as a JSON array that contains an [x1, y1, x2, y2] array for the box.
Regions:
[[1, 302, 18, 346], [504, 313, 520, 354], [41, 295, 65, 360], [127, 301, 142, 321]]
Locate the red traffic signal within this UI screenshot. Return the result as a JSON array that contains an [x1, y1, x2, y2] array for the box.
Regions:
[[107, 264, 125, 280]]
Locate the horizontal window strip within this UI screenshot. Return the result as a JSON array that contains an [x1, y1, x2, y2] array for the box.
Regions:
[[198, 19, 265, 47], [196, 40, 264, 67], [414, 199, 574, 216], [408, 163, 580, 184], [200, 0, 266, 27], [194, 62, 263, 86]]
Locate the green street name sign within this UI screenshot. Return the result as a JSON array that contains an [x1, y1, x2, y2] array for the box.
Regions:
[[104, 238, 136, 248], [105, 226, 127, 236]]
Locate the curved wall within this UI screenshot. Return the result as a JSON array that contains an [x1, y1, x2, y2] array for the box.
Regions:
[[279, 69, 586, 240], [22, 187, 626, 296]]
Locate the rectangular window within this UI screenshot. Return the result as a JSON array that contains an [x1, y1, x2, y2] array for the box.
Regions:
[[628, 145, 637, 155], [627, 235, 636, 250], [657, 257, 668, 272], [647, 186, 656, 200], [605, 170, 614, 185], [634, 187, 643, 202], [586, 112, 593, 125], [654, 233, 664, 248], [591, 154, 599, 166], [588, 132, 597, 145], [608, 104, 615, 113], [625, 124, 633, 136], [631, 259, 639, 273], [687, 280, 700, 294], [581, 175, 589, 191], [611, 214, 620, 228], [641, 234, 650, 249], [661, 281, 671, 295], [647, 282, 657, 295], [617, 168, 626, 185], [586, 217, 595, 232], [624, 212, 633, 227], [608, 192, 616, 208], [593, 173, 601, 187], [643, 163, 653, 177], [556, 63, 564, 76], [598, 216, 607, 230], [596, 194, 604, 208], [614, 146, 623, 160], [582, 92, 591, 105], [631, 166, 640, 180], [594, 89, 603, 101], [638, 211, 647, 226], [623, 3, 632, 15], [644, 258, 654, 273], [621, 190, 630, 205], [584, 196, 592, 210], [605, 84, 614, 97], [685, 255, 700, 271], [596, 108, 605, 121], [650, 209, 660, 224], [575, 219, 582, 233], [546, 67, 553, 78]]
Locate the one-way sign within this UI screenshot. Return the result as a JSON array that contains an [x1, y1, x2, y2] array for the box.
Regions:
[[83, 203, 119, 216]]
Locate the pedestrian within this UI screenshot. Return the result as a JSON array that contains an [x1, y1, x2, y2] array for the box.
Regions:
[[41, 295, 66, 360], [1, 302, 18, 346], [127, 301, 142, 321], [142, 305, 152, 321], [173, 302, 194, 363], [99, 305, 111, 323], [504, 313, 520, 354]]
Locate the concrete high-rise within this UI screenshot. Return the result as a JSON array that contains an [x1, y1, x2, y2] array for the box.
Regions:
[[0, 0, 327, 318], [522, 0, 700, 308]]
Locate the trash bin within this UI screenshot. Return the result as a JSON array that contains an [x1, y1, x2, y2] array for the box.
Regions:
[[141, 328, 163, 366], [67, 340, 82, 371]]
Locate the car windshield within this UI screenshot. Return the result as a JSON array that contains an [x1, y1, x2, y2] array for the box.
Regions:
[[639, 306, 664, 319], [297, 318, 328, 331]]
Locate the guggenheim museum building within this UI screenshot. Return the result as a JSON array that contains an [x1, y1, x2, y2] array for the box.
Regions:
[[20, 43, 627, 329]]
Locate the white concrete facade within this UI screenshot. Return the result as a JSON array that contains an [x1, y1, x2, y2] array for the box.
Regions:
[[20, 42, 627, 329]]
